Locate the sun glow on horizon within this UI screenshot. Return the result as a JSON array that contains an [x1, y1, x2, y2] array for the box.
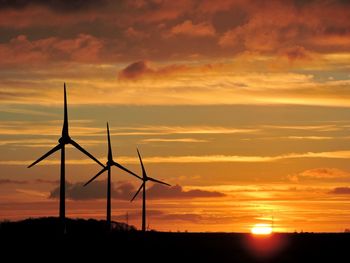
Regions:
[[251, 224, 273, 235]]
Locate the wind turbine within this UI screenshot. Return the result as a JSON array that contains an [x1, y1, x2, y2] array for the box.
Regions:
[[84, 122, 141, 229], [28, 83, 104, 222], [131, 148, 170, 232]]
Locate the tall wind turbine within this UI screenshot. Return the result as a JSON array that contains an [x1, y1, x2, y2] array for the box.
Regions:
[[28, 83, 104, 222], [84, 122, 141, 229], [131, 148, 170, 232]]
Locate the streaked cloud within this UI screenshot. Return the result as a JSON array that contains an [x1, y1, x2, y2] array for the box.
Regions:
[[288, 168, 350, 182], [3, 150, 350, 166], [0, 178, 59, 185], [112, 126, 259, 136], [146, 184, 225, 199], [262, 124, 340, 132], [49, 180, 225, 200], [141, 138, 208, 143], [0, 179, 27, 185], [0, 121, 258, 137], [299, 168, 350, 179], [118, 60, 189, 80], [50, 180, 135, 201], [284, 136, 333, 140], [168, 20, 216, 38], [329, 187, 350, 195]]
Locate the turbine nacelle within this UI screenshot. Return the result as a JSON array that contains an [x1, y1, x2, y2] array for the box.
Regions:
[[58, 136, 71, 145]]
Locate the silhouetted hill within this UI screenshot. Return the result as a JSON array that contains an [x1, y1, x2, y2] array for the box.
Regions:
[[0, 217, 135, 237], [1, 218, 349, 262]]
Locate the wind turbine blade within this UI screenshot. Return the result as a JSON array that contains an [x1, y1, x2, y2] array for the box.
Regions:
[[131, 183, 144, 202], [107, 122, 112, 160], [27, 144, 62, 168], [84, 167, 108, 186], [113, 161, 141, 180], [62, 83, 69, 137], [136, 148, 147, 177], [148, 177, 171, 186], [69, 139, 104, 167]]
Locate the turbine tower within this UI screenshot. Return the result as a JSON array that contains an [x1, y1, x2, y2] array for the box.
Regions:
[[131, 148, 170, 232], [84, 122, 141, 229], [28, 83, 104, 222]]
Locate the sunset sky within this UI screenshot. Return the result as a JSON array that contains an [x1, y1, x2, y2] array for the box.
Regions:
[[1, 0, 350, 233]]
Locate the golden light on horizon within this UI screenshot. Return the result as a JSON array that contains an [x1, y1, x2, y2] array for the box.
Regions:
[[251, 224, 273, 235]]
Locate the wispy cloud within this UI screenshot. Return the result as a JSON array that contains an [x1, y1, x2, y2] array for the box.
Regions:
[[329, 187, 350, 195], [49, 180, 225, 200], [3, 150, 350, 166], [0, 120, 102, 136], [0, 107, 58, 117], [0, 178, 59, 185], [15, 189, 48, 198], [0, 138, 102, 147], [141, 138, 209, 143], [284, 136, 333, 140], [111, 126, 259, 136], [262, 124, 340, 132], [0, 121, 258, 137], [288, 168, 350, 182], [0, 179, 27, 185]]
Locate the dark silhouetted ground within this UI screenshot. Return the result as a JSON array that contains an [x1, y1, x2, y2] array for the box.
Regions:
[[1, 217, 349, 262]]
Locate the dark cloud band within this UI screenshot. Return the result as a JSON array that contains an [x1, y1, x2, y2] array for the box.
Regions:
[[0, 0, 106, 12]]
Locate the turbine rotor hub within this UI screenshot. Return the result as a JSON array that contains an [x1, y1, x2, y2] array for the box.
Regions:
[[58, 136, 71, 144]]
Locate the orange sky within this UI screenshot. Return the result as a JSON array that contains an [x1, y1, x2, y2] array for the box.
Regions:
[[1, 0, 350, 232]]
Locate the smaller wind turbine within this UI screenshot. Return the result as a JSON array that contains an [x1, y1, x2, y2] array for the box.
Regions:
[[84, 122, 141, 230], [131, 148, 170, 232]]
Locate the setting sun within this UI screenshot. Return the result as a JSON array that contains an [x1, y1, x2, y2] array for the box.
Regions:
[[251, 224, 273, 235]]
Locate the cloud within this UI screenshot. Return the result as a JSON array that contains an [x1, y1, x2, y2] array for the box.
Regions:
[[1, 0, 350, 64], [169, 20, 216, 37], [124, 27, 149, 39], [263, 124, 339, 132], [0, 0, 105, 12], [0, 178, 60, 185], [0, 179, 27, 185], [118, 60, 188, 80], [299, 168, 350, 179], [35, 179, 59, 185], [284, 136, 333, 140], [329, 187, 350, 194], [49, 181, 225, 200], [145, 184, 226, 199], [114, 210, 204, 223], [279, 46, 313, 61], [288, 168, 350, 182], [158, 213, 203, 222], [118, 61, 152, 79], [4, 150, 350, 166], [0, 34, 104, 66], [216, 0, 350, 54], [141, 138, 208, 143], [49, 180, 135, 201]]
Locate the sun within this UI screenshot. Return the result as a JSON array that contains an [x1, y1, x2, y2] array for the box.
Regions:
[[251, 224, 273, 235]]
